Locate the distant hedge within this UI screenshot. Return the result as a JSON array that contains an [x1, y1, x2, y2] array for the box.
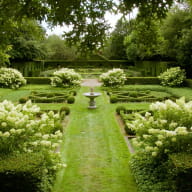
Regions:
[[44, 60, 134, 69], [25, 77, 51, 84], [184, 79, 192, 88], [125, 77, 160, 85]]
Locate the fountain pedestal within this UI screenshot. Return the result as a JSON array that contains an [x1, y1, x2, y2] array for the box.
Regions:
[[83, 89, 101, 109]]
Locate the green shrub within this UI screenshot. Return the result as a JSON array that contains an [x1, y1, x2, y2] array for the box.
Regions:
[[128, 98, 192, 191], [25, 77, 51, 84], [125, 123, 135, 135], [0, 68, 26, 89], [19, 97, 28, 104], [59, 106, 70, 120], [158, 67, 186, 87], [51, 68, 81, 88], [0, 100, 64, 163], [67, 96, 75, 104], [29, 92, 69, 103], [110, 95, 118, 103], [128, 91, 138, 97], [70, 90, 77, 96], [125, 77, 160, 85], [169, 153, 192, 192], [130, 154, 174, 192], [116, 106, 126, 115], [0, 153, 55, 192], [100, 68, 126, 87]]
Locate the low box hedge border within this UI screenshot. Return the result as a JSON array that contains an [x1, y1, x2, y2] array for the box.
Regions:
[[25, 77, 51, 84], [25, 77, 192, 87], [125, 77, 160, 85]]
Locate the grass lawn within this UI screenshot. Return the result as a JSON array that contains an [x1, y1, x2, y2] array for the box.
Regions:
[[52, 86, 138, 192], [1, 84, 192, 192]]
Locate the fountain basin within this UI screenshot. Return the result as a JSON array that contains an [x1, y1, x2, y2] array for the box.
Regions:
[[83, 92, 101, 109]]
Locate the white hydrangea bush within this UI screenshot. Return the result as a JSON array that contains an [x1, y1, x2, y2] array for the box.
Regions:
[[158, 67, 186, 87], [128, 97, 192, 158], [51, 68, 81, 87], [0, 67, 26, 89], [100, 68, 126, 87], [0, 100, 66, 169]]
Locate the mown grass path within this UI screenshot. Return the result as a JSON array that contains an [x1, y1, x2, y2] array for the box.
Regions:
[[52, 87, 137, 192]]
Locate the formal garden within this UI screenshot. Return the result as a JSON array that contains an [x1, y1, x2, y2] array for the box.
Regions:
[[1, 1, 192, 192]]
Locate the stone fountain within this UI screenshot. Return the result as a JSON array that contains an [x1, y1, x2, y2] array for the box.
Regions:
[[83, 88, 101, 109]]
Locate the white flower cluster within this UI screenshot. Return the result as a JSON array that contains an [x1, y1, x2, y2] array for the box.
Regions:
[[0, 67, 26, 89], [100, 68, 126, 87], [158, 67, 186, 87], [0, 100, 63, 158], [129, 97, 192, 157], [51, 68, 81, 87]]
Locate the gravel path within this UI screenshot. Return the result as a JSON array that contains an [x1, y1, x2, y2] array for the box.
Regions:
[[81, 79, 101, 87]]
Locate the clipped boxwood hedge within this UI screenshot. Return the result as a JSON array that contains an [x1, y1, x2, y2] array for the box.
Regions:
[[25, 77, 51, 84], [125, 77, 160, 85], [169, 153, 192, 192], [184, 79, 192, 88], [0, 153, 55, 192]]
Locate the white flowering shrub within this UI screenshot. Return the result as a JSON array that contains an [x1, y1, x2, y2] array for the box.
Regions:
[[129, 97, 192, 158], [129, 98, 192, 192], [51, 68, 81, 87], [0, 100, 66, 170], [158, 67, 186, 87], [0, 67, 26, 89], [100, 68, 126, 87]]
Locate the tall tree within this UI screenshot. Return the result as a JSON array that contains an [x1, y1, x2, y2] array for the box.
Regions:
[[8, 19, 46, 61], [0, 0, 184, 56], [124, 18, 163, 61], [43, 35, 78, 60], [106, 18, 130, 59], [160, 4, 192, 77]]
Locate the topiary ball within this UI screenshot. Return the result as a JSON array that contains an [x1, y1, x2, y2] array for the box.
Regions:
[[19, 97, 28, 104], [110, 95, 118, 103], [116, 106, 126, 115], [67, 96, 75, 104], [59, 106, 70, 115]]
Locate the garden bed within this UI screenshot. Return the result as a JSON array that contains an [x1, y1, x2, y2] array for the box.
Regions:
[[108, 88, 176, 103]]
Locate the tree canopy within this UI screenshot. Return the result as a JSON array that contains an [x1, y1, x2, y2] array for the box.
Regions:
[[0, 0, 185, 54]]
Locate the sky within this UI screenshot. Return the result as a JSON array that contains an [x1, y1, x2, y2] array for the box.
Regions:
[[43, 9, 138, 36]]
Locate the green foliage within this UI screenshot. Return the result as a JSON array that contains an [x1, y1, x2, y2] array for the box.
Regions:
[[110, 95, 118, 103], [0, 68, 26, 89], [60, 106, 70, 116], [100, 68, 126, 87], [129, 97, 192, 191], [0, 100, 63, 154], [116, 106, 126, 115], [160, 6, 192, 77], [19, 97, 28, 104], [0, 152, 55, 192], [51, 68, 82, 88], [169, 153, 192, 192], [104, 18, 129, 60], [25, 77, 51, 84], [0, 45, 11, 67], [108, 89, 175, 103], [43, 35, 78, 60], [158, 67, 186, 87], [28, 91, 71, 103], [125, 77, 160, 85], [130, 154, 174, 192], [8, 19, 46, 61], [124, 18, 163, 61], [0, 0, 180, 54], [67, 96, 75, 104]]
